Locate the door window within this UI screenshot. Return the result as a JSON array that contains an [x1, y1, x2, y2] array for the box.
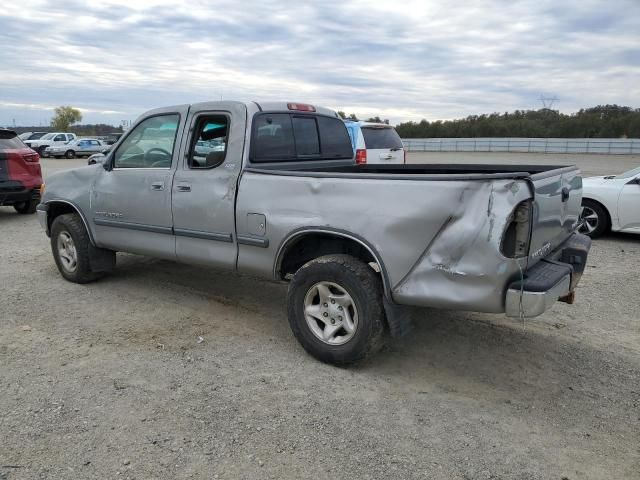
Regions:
[[54, 134, 66, 141], [188, 115, 229, 169], [114, 114, 179, 168]]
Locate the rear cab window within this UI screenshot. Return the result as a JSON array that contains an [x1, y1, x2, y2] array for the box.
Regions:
[[361, 127, 403, 149], [251, 113, 352, 163]]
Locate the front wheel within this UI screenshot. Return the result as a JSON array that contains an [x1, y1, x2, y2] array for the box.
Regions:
[[50, 213, 102, 283], [579, 200, 609, 238], [287, 254, 386, 366]]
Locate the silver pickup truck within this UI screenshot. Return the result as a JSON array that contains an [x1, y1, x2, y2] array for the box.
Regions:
[[37, 101, 591, 365]]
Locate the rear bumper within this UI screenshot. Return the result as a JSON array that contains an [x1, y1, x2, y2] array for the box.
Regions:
[[505, 232, 591, 318], [0, 184, 41, 206]]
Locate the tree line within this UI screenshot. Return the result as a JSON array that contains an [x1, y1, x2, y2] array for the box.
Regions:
[[393, 105, 640, 138]]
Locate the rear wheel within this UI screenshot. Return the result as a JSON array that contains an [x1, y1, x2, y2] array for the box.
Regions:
[[65, 150, 75, 159], [287, 254, 385, 366], [37, 146, 47, 156], [579, 199, 609, 238], [51, 213, 102, 283], [14, 200, 37, 214]]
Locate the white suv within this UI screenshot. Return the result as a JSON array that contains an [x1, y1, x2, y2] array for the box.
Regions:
[[24, 132, 76, 156], [343, 121, 405, 164]]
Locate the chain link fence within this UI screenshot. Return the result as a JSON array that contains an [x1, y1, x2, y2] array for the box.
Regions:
[[401, 138, 640, 155]]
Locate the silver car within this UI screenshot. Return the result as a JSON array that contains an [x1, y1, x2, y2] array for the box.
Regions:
[[45, 138, 105, 158]]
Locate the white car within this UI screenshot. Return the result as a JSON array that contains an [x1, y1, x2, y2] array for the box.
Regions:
[[24, 132, 76, 156], [45, 138, 105, 158], [343, 121, 405, 164], [580, 166, 640, 237]]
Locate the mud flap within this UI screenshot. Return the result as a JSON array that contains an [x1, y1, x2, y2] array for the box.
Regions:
[[383, 296, 413, 337], [88, 245, 116, 273]]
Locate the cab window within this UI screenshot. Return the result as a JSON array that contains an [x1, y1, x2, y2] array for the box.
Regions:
[[114, 114, 179, 169], [251, 113, 352, 162]]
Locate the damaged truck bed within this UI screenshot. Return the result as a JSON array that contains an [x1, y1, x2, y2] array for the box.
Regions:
[[38, 101, 591, 365]]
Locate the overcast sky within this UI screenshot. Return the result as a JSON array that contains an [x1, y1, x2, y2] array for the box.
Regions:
[[1, 0, 638, 126]]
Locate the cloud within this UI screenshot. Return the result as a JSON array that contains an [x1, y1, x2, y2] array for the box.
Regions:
[[0, 0, 638, 126]]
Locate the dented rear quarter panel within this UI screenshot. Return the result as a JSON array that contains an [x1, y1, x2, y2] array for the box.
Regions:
[[235, 171, 533, 313]]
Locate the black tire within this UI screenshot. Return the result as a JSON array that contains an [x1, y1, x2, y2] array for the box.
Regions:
[[65, 150, 75, 159], [37, 146, 47, 156], [287, 254, 386, 366], [50, 213, 102, 283], [579, 199, 609, 238], [14, 200, 38, 214]]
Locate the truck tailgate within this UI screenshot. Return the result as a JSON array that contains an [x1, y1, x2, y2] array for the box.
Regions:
[[527, 166, 582, 263]]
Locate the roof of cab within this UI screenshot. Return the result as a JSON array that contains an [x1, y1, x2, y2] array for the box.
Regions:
[[253, 101, 338, 117]]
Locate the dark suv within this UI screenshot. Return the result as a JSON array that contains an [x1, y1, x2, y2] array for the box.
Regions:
[[0, 129, 43, 214]]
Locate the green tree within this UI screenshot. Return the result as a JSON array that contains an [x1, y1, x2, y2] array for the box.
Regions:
[[50, 106, 82, 131]]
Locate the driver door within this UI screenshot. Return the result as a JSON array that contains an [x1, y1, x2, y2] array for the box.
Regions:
[[91, 106, 189, 259]]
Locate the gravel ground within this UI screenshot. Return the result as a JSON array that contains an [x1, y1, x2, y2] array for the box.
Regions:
[[1, 154, 639, 479]]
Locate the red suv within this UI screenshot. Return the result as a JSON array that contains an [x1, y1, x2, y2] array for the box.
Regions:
[[0, 129, 43, 214]]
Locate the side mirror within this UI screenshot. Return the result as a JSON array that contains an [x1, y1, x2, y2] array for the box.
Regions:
[[88, 154, 108, 167]]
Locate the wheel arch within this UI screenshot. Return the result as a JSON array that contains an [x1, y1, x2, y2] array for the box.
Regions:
[[274, 228, 392, 299], [46, 200, 95, 245], [582, 196, 612, 227]]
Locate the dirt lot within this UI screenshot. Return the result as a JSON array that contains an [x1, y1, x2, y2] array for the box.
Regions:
[[1, 154, 639, 479]]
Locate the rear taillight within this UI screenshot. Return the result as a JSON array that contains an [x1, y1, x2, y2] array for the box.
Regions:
[[355, 149, 367, 165], [501, 200, 532, 258], [23, 152, 40, 163]]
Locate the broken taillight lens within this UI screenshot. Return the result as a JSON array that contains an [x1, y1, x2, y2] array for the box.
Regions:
[[501, 200, 532, 258]]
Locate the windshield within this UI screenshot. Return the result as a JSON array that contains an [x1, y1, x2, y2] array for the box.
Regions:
[[615, 166, 640, 179], [361, 127, 403, 149], [41, 133, 55, 140]]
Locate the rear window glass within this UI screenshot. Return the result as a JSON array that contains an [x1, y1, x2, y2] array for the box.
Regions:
[[317, 117, 353, 158], [292, 117, 320, 156], [361, 127, 403, 149], [0, 132, 26, 149], [252, 113, 353, 162], [253, 114, 296, 161]]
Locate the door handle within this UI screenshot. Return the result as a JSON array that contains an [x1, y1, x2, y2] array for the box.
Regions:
[[176, 183, 191, 192], [151, 182, 165, 191]]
